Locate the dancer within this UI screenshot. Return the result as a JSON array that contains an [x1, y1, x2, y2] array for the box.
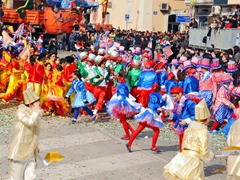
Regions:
[[225, 115, 240, 180], [163, 99, 214, 180], [138, 60, 158, 108], [66, 70, 96, 123], [170, 87, 197, 152], [8, 86, 43, 180], [211, 73, 235, 134], [199, 58, 217, 108], [106, 83, 141, 140], [126, 92, 166, 153]]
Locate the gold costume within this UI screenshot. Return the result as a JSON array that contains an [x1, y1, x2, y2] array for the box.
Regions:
[[226, 119, 240, 180], [8, 104, 43, 180], [163, 99, 214, 180], [163, 121, 214, 180]]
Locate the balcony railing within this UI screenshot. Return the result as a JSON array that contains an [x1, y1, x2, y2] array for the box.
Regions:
[[185, 0, 213, 6]]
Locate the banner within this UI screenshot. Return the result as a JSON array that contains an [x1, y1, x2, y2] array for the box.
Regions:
[[2, 30, 13, 46]]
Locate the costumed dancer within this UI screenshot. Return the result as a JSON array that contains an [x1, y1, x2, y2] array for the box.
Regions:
[[211, 73, 235, 134], [126, 55, 142, 99], [8, 86, 43, 180], [40, 62, 52, 114], [63, 56, 78, 103], [154, 62, 167, 95], [47, 65, 69, 118], [162, 72, 177, 122], [90, 55, 109, 117], [211, 58, 224, 87], [28, 53, 47, 96], [163, 99, 214, 180], [78, 52, 95, 93], [106, 83, 141, 140], [199, 58, 217, 108], [137, 60, 158, 108], [47, 52, 57, 69], [225, 115, 240, 180], [105, 50, 118, 102], [66, 70, 96, 123], [0, 50, 11, 92], [111, 55, 125, 94], [0, 55, 24, 104], [182, 60, 199, 96], [125, 92, 166, 153], [170, 87, 197, 152]]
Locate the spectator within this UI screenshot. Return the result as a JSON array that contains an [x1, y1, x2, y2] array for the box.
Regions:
[[62, 31, 67, 51], [68, 31, 76, 52], [48, 38, 58, 53], [57, 32, 63, 51], [134, 32, 141, 47], [189, 18, 198, 28], [231, 15, 238, 28], [140, 37, 148, 51], [221, 15, 233, 29], [233, 45, 240, 64]]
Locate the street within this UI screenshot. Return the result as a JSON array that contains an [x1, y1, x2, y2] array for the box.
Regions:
[[0, 99, 228, 180]]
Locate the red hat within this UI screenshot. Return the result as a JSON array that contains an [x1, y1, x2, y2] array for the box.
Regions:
[[144, 60, 155, 69], [142, 49, 149, 54], [170, 87, 183, 94], [226, 61, 238, 72], [211, 58, 222, 70], [221, 73, 233, 83], [199, 58, 211, 69], [232, 87, 240, 98], [186, 68, 196, 75], [116, 56, 123, 62], [167, 72, 175, 80], [154, 62, 165, 69]]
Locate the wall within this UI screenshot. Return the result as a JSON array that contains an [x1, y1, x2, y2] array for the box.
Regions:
[[228, 0, 240, 5], [93, 0, 188, 32]]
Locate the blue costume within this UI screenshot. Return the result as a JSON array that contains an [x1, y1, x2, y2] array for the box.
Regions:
[[137, 70, 158, 108], [66, 79, 96, 122], [138, 71, 158, 90], [134, 92, 166, 128], [173, 97, 196, 134], [183, 75, 199, 95], [162, 79, 177, 111], [106, 83, 141, 119], [156, 69, 167, 91]]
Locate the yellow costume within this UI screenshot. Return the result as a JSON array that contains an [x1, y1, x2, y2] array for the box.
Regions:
[[8, 87, 43, 180], [226, 119, 240, 180], [0, 58, 24, 103], [163, 99, 214, 180]]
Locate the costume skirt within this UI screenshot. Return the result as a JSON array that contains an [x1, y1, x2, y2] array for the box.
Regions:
[[72, 91, 96, 108], [199, 90, 213, 107], [134, 108, 164, 128], [215, 104, 233, 124], [106, 94, 141, 119], [163, 150, 205, 180]]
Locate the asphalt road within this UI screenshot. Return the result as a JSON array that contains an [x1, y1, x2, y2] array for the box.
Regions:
[[0, 51, 228, 180]]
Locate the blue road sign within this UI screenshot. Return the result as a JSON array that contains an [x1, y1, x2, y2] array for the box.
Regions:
[[125, 14, 130, 21], [176, 16, 190, 23], [153, 11, 158, 15]]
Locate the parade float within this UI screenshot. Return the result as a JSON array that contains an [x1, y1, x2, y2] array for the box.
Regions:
[[1, 0, 110, 35]]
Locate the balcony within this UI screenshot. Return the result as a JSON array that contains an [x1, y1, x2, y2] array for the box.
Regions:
[[185, 0, 213, 6]]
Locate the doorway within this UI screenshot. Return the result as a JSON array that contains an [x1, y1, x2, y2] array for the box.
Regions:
[[168, 15, 180, 33]]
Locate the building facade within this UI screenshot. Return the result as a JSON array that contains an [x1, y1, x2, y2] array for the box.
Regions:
[[184, 0, 239, 28], [93, 0, 188, 32]]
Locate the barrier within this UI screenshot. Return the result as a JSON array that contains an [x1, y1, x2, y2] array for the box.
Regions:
[[189, 28, 240, 50]]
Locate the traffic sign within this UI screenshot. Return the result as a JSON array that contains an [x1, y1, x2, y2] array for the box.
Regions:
[[153, 11, 158, 15], [125, 14, 130, 21], [176, 16, 190, 23]]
